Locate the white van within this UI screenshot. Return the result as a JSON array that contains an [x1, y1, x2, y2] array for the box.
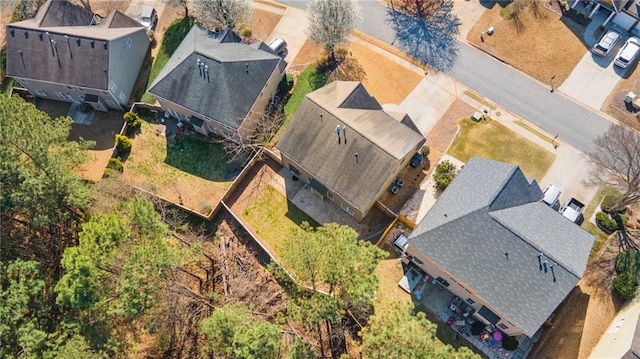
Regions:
[[268, 38, 287, 57], [542, 185, 562, 208]]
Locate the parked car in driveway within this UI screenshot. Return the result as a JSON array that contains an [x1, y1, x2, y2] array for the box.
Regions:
[[592, 30, 620, 56], [559, 197, 585, 224], [542, 184, 562, 209], [139, 6, 158, 31], [614, 37, 640, 68]]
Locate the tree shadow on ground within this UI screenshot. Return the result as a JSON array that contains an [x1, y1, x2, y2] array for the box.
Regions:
[[386, 3, 460, 72]]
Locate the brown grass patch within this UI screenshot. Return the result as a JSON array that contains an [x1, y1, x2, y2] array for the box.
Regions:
[[250, 8, 282, 43], [348, 41, 422, 105], [290, 39, 323, 69], [602, 67, 640, 127], [467, 5, 586, 85]]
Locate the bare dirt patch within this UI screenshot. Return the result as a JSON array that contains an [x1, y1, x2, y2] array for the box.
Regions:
[[250, 8, 282, 43], [467, 5, 586, 85]]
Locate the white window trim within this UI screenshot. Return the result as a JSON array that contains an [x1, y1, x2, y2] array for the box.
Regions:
[[34, 89, 47, 97], [327, 193, 334, 201]]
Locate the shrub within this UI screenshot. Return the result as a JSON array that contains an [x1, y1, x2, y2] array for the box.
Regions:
[[596, 212, 618, 232], [115, 134, 132, 154], [502, 335, 519, 351], [124, 112, 143, 133], [612, 273, 638, 299], [601, 191, 624, 213], [615, 249, 639, 274], [240, 27, 252, 38], [433, 160, 458, 191], [421, 145, 430, 157], [107, 158, 124, 172]]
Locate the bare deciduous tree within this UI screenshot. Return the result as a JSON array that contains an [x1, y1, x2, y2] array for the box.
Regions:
[[194, 0, 251, 30], [587, 123, 640, 213], [220, 105, 285, 162], [162, 0, 189, 17], [307, 0, 361, 64]]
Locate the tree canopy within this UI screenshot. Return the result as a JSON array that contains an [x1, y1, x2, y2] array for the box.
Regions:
[[587, 123, 640, 213], [195, 0, 251, 30], [307, 0, 360, 61], [360, 301, 480, 359]]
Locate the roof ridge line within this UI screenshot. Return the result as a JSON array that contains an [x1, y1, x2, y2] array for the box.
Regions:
[[489, 209, 582, 279], [487, 164, 518, 209]]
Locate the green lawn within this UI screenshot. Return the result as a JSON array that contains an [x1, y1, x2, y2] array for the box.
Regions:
[[242, 185, 318, 254], [582, 186, 614, 262], [272, 65, 327, 144], [448, 118, 555, 181], [122, 120, 237, 215], [141, 16, 195, 103]]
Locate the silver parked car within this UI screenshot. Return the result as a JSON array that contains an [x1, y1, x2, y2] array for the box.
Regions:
[[592, 30, 620, 56], [614, 37, 640, 68]]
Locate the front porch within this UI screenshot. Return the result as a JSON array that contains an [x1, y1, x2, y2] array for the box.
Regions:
[[402, 265, 537, 359]]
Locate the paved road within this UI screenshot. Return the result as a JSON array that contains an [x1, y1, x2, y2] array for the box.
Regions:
[[276, 0, 612, 153]]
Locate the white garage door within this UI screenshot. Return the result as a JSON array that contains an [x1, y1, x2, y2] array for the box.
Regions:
[[612, 12, 637, 30]]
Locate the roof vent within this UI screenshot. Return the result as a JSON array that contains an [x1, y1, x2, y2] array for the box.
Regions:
[[103, 41, 107, 50], [39, 32, 43, 41], [65, 35, 69, 43], [9, 28, 14, 37], [77, 38, 81, 46], [245, 63, 249, 73], [335, 125, 341, 145], [24, 30, 28, 39], [90, 39, 94, 48]]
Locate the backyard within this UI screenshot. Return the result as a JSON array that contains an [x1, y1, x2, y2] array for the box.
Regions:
[[121, 119, 239, 216], [242, 185, 318, 256], [448, 117, 555, 181]]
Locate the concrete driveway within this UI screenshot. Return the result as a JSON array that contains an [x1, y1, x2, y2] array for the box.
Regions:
[[559, 51, 623, 111], [125, 0, 166, 25], [384, 75, 457, 136], [256, 3, 309, 66]]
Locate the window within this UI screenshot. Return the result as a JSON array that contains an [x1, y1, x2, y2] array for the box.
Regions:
[[498, 323, 509, 330], [435, 277, 450, 288], [207, 124, 217, 133], [34, 90, 47, 97], [307, 177, 312, 185], [101, 90, 110, 95], [466, 298, 475, 305], [341, 203, 354, 216], [126, 37, 132, 47], [65, 85, 73, 90], [109, 81, 117, 94], [327, 193, 334, 201], [118, 91, 126, 104], [55, 92, 72, 100]]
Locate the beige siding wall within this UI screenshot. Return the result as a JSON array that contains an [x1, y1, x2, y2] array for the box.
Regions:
[[281, 154, 366, 221], [404, 245, 525, 336], [108, 30, 150, 107], [14, 77, 119, 111], [238, 64, 285, 138]]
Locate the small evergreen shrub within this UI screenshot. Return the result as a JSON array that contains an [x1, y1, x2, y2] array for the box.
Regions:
[[421, 145, 430, 157], [612, 273, 638, 299], [596, 212, 618, 232], [615, 249, 639, 274], [107, 158, 124, 172], [433, 160, 457, 191], [115, 134, 132, 154], [124, 111, 143, 134]]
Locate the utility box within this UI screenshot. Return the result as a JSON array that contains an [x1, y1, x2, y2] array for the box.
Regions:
[[471, 112, 483, 122]]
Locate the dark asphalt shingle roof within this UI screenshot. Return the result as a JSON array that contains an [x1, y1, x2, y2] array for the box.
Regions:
[[148, 25, 284, 129], [276, 81, 425, 212], [409, 157, 594, 337], [6, 0, 145, 89]]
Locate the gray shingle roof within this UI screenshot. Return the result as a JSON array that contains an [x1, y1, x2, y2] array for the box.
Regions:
[[276, 81, 425, 212], [409, 157, 594, 337], [148, 25, 283, 129], [6, 0, 145, 89]]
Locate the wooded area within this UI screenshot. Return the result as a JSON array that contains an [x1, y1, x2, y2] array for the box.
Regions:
[[0, 94, 480, 358]]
